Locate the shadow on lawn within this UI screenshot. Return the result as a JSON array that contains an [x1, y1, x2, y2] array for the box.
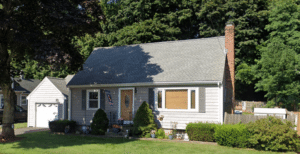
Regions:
[[11, 131, 138, 150]]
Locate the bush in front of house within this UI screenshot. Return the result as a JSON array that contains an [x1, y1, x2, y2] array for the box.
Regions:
[[214, 123, 250, 148], [49, 120, 77, 133], [155, 128, 166, 139], [246, 116, 300, 152], [91, 108, 109, 135], [133, 101, 157, 137], [186, 122, 219, 142]]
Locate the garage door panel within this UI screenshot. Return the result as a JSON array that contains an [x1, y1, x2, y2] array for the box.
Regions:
[[36, 103, 58, 128]]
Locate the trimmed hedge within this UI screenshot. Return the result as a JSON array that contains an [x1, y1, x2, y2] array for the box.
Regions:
[[49, 120, 76, 133], [91, 109, 109, 135], [186, 122, 218, 142], [247, 116, 300, 152], [133, 101, 157, 137], [214, 124, 250, 148]]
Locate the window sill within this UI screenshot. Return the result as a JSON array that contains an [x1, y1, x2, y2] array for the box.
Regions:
[[156, 109, 199, 112], [86, 108, 100, 110]]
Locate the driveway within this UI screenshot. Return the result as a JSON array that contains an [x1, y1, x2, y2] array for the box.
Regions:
[[0, 127, 49, 135]]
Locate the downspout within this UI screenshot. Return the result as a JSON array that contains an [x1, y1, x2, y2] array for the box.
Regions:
[[68, 89, 72, 120]]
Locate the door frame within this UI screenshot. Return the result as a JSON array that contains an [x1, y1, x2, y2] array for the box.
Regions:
[[35, 102, 59, 127], [118, 88, 135, 124]]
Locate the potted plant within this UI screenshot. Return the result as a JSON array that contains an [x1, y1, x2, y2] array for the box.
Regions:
[[169, 121, 178, 140], [150, 130, 156, 138]]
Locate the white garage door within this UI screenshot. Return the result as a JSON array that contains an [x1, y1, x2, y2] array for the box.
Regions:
[[36, 103, 58, 128]]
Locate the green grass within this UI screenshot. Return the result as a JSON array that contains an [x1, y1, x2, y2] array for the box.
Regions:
[[0, 131, 296, 154], [242, 112, 254, 115], [0, 122, 27, 131]]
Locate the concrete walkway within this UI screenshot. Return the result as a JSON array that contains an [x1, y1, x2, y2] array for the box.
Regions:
[[0, 127, 49, 136]]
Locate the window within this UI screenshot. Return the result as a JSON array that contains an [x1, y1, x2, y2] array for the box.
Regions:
[[158, 91, 162, 108], [87, 90, 100, 110], [21, 95, 27, 105], [155, 87, 199, 111], [0, 94, 3, 109]]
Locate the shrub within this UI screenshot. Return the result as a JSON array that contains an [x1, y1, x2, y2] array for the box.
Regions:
[[144, 133, 151, 138], [91, 109, 109, 135], [155, 128, 166, 139], [246, 116, 300, 152], [49, 120, 76, 133], [186, 122, 218, 142], [214, 124, 250, 148], [133, 101, 157, 137]]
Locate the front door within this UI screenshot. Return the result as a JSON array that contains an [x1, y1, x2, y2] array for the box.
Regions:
[[120, 90, 133, 121]]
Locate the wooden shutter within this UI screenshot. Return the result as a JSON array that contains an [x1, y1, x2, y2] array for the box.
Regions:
[[165, 90, 188, 109], [199, 87, 206, 113], [100, 89, 105, 110], [148, 88, 154, 110], [82, 90, 86, 110]]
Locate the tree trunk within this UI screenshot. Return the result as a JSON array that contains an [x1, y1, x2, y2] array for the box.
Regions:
[[0, 41, 16, 138], [1, 82, 16, 138]]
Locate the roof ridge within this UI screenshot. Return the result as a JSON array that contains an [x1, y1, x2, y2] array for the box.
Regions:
[[94, 36, 225, 50]]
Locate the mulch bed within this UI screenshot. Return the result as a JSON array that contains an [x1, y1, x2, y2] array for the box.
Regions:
[[0, 135, 25, 143]]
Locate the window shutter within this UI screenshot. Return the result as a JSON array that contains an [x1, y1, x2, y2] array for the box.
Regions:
[[100, 89, 105, 110], [199, 87, 206, 113], [148, 88, 154, 110], [82, 90, 86, 110]]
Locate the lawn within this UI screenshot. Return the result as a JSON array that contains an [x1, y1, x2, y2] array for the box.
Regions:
[[0, 122, 27, 131], [0, 131, 296, 154]]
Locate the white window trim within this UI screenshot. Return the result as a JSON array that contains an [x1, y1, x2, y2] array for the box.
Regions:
[[154, 87, 199, 112], [86, 89, 100, 110], [21, 94, 27, 105], [0, 94, 3, 107]]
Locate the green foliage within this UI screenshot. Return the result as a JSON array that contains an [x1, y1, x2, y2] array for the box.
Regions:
[[133, 101, 157, 137], [214, 124, 250, 148], [264, 100, 276, 108], [91, 109, 109, 135], [254, 0, 300, 107], [49, 120, 77, 133], [186, 122, 218, 142], [155, 128, 166, 139], [144, 133, 151, 138], [246, 116, 300, 151]]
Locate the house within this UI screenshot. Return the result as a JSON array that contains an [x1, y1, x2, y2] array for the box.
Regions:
[[0, 76, 41, 110], [67, 23, 235, 130], [27, 75, 73, 128]]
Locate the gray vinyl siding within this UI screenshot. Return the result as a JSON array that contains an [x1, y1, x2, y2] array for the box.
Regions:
[[71, 88, 119, 125], [153, 86, 221, 130], [70, 85, 222, 130]]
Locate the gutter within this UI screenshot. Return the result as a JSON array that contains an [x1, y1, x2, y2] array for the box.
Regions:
[[67, 81, 222, 88]]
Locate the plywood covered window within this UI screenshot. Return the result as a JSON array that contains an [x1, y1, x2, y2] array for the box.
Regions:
[[155, 87, 199, 111], [165, 90, 188, 109]]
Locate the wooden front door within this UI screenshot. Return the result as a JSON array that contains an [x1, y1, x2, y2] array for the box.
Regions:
[[121, 90, 133, 121]]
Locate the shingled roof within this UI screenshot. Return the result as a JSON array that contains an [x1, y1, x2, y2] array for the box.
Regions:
[[13, 78, 41, 93], [47, 75, 74, 96], [68, 36, 226, 86]]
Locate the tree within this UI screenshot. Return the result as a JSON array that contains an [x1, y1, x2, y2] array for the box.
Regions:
[[196, 0, 270, 100], [0, 0, 104, 138], [254, 0, 300, 109]]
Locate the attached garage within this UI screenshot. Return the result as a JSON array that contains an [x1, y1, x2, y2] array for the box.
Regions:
[[27, 75, 73, 128]]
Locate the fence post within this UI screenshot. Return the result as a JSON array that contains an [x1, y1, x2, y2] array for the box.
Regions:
[[224, 112, 228, 124]]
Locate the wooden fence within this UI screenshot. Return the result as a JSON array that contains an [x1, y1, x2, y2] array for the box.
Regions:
[[294, 112, 300, 135], [224, 112, 299, 134]]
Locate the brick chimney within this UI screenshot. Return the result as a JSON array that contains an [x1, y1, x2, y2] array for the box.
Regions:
[[225, 22, 235, 113]]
